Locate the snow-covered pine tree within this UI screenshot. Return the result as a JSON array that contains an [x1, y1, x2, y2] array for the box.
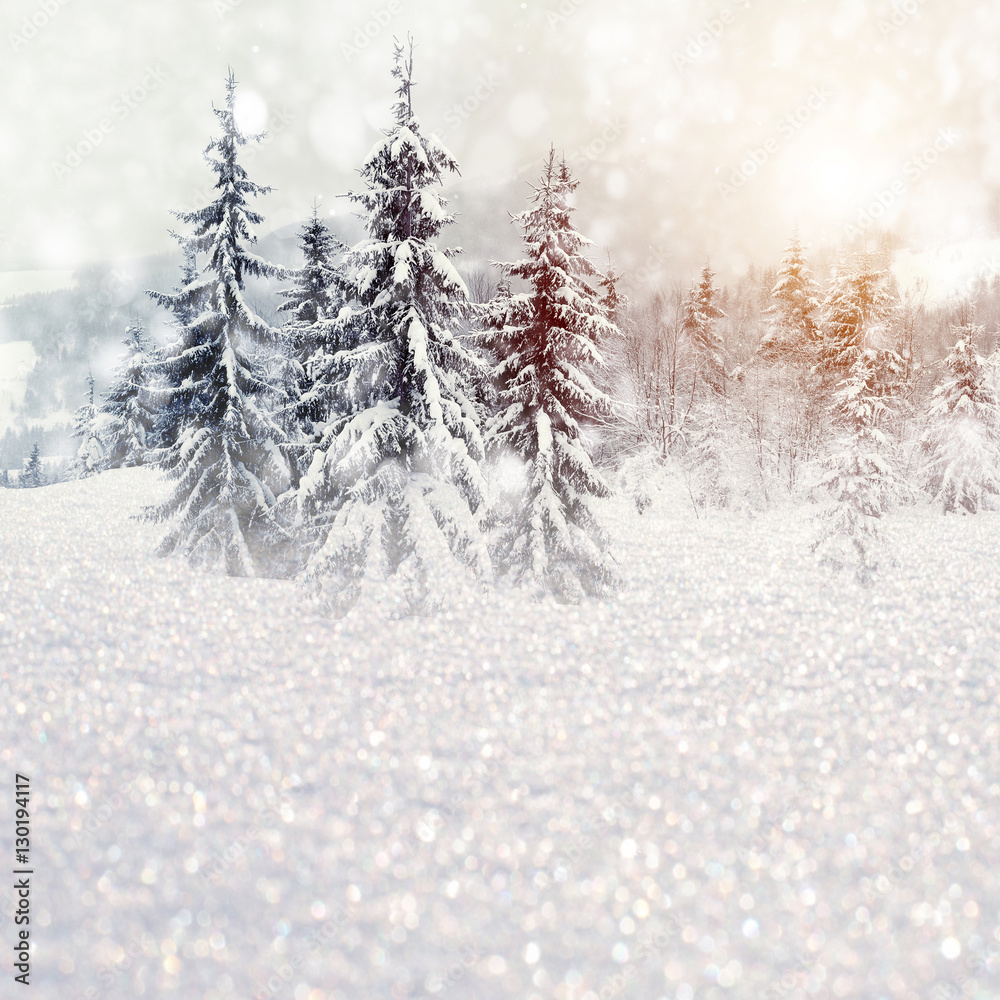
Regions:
[[21, 443, 44, 489], [69, 370, 105, 479], [921, 326, 1000, 514], [476, 147, 622, 601], [296, 37, 491, 616], [758, 231, 821, 363], [0, 469, 10, 488], [598, 250, 628, 328], [811, 345, 909, 585], [144, 69, 291, 577], [151, 248, 206, 456], [275, 205, 345, 483], [683, 261, 727, 394], [101, 322, 159, 469], [818, 256, 897, 376]]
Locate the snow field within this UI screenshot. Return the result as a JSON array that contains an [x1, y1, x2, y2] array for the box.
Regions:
[[1, 468, 999, 1000]]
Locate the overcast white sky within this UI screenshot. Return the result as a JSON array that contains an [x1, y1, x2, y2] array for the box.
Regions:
[[2, 0, 1000, 283]]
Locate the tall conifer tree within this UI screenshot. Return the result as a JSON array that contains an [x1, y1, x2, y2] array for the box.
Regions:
[[297, 38, 491, 616], [145, 70, 290, 576], [477, 148, 622, 600]]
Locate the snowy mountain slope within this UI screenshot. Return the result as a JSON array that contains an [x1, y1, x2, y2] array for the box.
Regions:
[[0, 270, 77, 305], [0, 340, 37, 435], [1, 469, 998, 999], [892, 237, 1000, 307]]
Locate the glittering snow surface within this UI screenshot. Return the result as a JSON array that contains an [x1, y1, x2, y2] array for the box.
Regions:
[[2, 468, 999, 1000]]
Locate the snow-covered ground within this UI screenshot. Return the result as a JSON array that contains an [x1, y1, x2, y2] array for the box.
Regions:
[[1, 469, 999, 1000]]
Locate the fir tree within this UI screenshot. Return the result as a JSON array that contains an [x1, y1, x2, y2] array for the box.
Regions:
[[683, 261, 727, 393], [21, 443, 44, 489], [476, 147, 622, 601], [812, 346, 909, 585], [101, 322, 159, 469], [818, 257, 896, 376], [598, 250, 628, 328], [759, 231, 821, 363], [0, 468, 10, 488], [276, 204, 345, 481], [69, 369, 105, 479], [921, 327, 1000, 514], [145, 69, 291, 577], [297, 37, 491, 616], [152, 247, 207, 456]]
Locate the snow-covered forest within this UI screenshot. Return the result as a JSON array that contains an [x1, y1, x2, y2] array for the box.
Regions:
[[6, 49, 1000, 600], [4, 4, 1000, 1000]]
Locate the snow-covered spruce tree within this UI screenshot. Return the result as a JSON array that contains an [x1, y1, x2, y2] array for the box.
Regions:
[[476, 147, 623, 601], [683, 261, 727, 395], [21, 443, 44, 489], [598, 251, 628, 329], [818, 257, 897, 377], [69, 370, 105, 479], [101, 322, 159, 469], [758, 231, 821, 363], [151, 248, 206, 456], [144, 69, 291, 577], [296, 38, 490, 617], [811, 345, 910, 585], [921, 327, 1000, 514], [275, 205, 345, 483]]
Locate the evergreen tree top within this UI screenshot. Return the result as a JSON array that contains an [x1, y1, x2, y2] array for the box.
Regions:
[[598, 252, 628, 322], [346, 36, 460, 248], [930, 326, 998, 420], [684, 262, 725, 328], [498, 147, 603, 292], [480, 148, 617, 395], [149, 70, 286, 346], [391, 34, 416, 126], [277, 204, 344, 324], [164, 68, 285, 293]]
